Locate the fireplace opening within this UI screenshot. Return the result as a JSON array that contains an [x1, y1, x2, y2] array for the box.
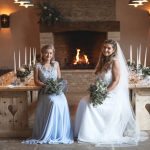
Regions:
[[54, 31, 107, 69]]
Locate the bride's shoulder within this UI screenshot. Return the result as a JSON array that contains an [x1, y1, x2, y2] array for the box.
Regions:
[[112, 57, 120, 66], [112, 57, 120, 70], [112, 56, 119, 61]]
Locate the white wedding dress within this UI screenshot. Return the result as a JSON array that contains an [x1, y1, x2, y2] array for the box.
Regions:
[[74, 42, 148, 146]]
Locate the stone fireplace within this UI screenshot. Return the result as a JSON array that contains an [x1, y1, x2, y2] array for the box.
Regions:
[[39, 0, 120, 122], [40, 21, 120, 69], [39, 21, 120, 122]]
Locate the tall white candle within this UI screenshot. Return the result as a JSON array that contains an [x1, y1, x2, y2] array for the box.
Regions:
[[139, 44, 141, 64], [14, 51, 16, 74], [144, 47, 147, 68], [34, 48, 36, 64], [29, 47, 31, 66], [130, 45, 132, 64], [25, 47, 27, 65], [137, 48, 139, 70], [33, 48, 36, 65], [32, 48, 35, 65], [32, 48, 34, 63], [18, 50, 20, 68]]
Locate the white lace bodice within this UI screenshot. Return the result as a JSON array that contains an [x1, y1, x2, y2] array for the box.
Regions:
[[97, 69, 112, 86]]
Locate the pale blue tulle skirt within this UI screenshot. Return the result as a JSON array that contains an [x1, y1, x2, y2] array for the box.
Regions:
[[22, 92, 73, 144]]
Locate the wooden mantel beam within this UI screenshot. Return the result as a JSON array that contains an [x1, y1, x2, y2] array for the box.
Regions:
[[40, 21, 120, 33]]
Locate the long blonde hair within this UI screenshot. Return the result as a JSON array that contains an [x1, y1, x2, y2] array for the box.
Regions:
[[95, 39, 117, 74], [41, 44, 55, 65]]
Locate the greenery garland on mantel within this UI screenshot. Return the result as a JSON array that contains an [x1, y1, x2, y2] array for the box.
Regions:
[[36, 1, 64, 25]]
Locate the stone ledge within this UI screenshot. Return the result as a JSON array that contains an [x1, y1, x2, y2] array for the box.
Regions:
[[61, 69, 95, 73], [40, 21, 120, 33]]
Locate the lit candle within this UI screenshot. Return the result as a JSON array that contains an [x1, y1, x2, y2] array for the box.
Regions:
[[130, 45, 132, 64], [14, 51, 16, 74], [25, 47, 27, 65], [29, 47, 31, 66], [144, 47, 147, 68], [137, 48, 139, 70], [18, 50, 20, 68]]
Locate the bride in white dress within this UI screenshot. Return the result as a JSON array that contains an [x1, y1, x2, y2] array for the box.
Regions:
[[74, 39, 148, 146]]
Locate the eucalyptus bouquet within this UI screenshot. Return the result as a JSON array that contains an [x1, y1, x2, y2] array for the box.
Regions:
[[43, 78, 67, 95], [127, 59, 136, 71], [142, 67, 150, 76], [88, 79, 108, 107], [16, 65, 31, 78]]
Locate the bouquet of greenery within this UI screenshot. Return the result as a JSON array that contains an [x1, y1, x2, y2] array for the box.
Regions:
[[43, 78, 67, 95], [127, 59, 136, 71], [142, 67, 150, 76], [16, 65, 31, 78], [88, 79, 108, 107]]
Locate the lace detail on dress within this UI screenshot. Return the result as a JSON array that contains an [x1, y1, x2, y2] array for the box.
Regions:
[[36, 61, 58, 83], [96, 69, 112, 86]]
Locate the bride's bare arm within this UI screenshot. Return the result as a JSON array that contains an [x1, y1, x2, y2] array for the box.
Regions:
[[107, 59, 120, 92]]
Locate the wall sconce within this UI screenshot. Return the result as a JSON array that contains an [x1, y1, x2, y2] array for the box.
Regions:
[[133, 0, 148, 4], [14, 0, 34, 8], [128, 0, 148, 7], [0, 14, 10, 28], [128, 0, 143, 7]]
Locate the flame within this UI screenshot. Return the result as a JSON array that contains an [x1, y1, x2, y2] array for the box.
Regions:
[[74, 49, 80, 64], [73, 48, 89, 65], [84, 55, 89, 64]]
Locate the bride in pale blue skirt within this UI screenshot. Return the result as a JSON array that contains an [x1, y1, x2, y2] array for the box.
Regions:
[[23, 45, 73, 144]]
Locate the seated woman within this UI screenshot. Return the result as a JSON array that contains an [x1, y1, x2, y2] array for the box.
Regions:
[[23, 44, 73, 144], [74, 39, 148, 146]]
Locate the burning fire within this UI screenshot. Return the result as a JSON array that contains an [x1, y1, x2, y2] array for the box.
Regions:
[[73, 49, 89, 65]]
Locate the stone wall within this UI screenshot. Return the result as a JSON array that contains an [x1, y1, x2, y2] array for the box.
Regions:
[[48, 0, 116, 22], [39, 0, 120, 67], [39, 31, 120, 68], [61, 70, 95, 122]]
